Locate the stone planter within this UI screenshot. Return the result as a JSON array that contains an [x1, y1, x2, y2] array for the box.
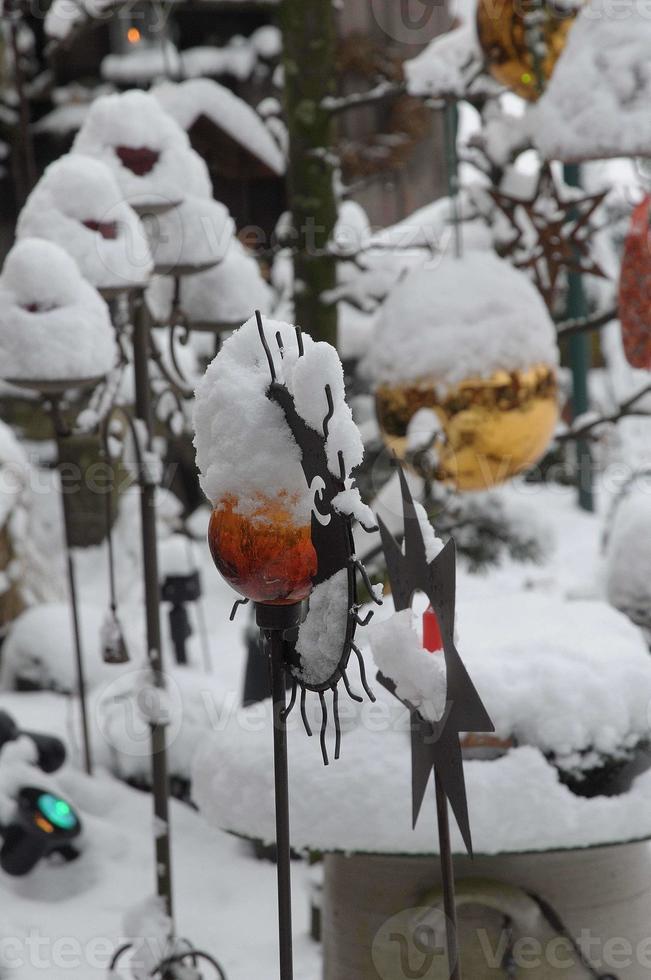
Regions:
[[323, 842, 651, 979]]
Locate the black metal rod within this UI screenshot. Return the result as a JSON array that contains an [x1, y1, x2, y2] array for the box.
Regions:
[[49, 401, 93, 776], [435, 771, 461, 980], [267, 629, 294, 980], [132, 292, 174, 924]]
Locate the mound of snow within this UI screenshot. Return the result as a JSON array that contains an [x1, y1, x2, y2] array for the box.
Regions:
[[0, 603, 125, 694], [147, 240, 272, 327], [0, 239, 116, 382], [606, 489, 651, 636], [360, 251, 559, 389], [17, 153, 153, 292], [532, 0, 651, 161], [149, 194, 234, 275]]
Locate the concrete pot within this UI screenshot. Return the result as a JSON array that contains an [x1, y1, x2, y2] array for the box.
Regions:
[[323, 842, 651, 979]]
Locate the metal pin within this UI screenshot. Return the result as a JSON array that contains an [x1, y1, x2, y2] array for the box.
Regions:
[[256, 310, 276, 382], [318, 691, 329, 766], [352, 643, 376, 702]]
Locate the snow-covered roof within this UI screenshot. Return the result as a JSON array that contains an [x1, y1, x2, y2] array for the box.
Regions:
[[16, 153, 153, 292], [0, 239, 116, 383], [72, 90, 211, 209], [153, 78, 285, 176], [532, 0, 651, 161], [147, 239, 273, 327], [193, 594, 651, 855], [360, 250, 559, 389]]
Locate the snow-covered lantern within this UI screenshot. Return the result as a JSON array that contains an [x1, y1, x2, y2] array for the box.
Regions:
[[476, 0, 579, 101], [159, 534, 202, 667], [362, 252, 560, 491], [0, 239, 117, 391], [148, 193, 235, 278], [147, 239, 273, 333], [16, 154, 153, 298], [72, 90, 211, 216]]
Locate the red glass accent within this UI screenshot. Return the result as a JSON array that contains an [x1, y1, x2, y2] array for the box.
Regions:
[[619, 194, 651, 370], [115, 145, 160, 177], [422, 605, 443, 653], [83, 219, 119, 240], [208, 495, 317, 606]]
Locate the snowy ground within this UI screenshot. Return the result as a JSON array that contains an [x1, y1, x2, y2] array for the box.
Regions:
[[0, 465, 648, 978]]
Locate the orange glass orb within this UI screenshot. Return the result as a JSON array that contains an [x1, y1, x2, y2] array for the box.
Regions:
[[477, 0, 578, 101], [208, 494, 317, 606]]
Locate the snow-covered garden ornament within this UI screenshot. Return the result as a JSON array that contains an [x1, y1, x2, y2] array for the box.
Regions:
[[619, 195, 651, 371], [373, 465, 494, 980], [16, 154, 154, 298], [364, 252, 560, 491], [195, 311, 380, 980], [476, 0, 578, 101]]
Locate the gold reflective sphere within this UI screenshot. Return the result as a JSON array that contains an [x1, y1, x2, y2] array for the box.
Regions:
[[476, 0, 578, 101], [376, 365, 559, 491]]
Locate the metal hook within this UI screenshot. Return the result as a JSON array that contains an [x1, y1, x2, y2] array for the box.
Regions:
[[229, 597, 250, 621], [333, 687, 342, 761], [281, 678, 298, 722], [352, 559, 383, 605], [323, 384, 335, 439], [256, 310, 276, 382], [300, 687, 313, 737], [351, 643, 376, 703], [318, 691, 329, 766], [342, 668, 364, 704], [295, 326, 304, 357]]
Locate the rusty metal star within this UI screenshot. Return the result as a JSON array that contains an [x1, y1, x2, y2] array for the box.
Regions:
[[490, 165, 607, 309]]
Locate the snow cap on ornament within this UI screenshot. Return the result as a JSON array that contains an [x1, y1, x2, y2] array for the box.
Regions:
[[16, 154, 154, 296], [148, 193, 235, 277], [0, 239, 116, 385], [72, 90, 212, 212], [147, 239, 273, 330], [361, 251, 560, 491], [194, 314, 377, 692]]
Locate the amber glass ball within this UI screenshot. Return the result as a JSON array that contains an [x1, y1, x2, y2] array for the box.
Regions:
[[476, 0, 578, 101], [208, 494, 317, 606], [376, 365, 558, 491]]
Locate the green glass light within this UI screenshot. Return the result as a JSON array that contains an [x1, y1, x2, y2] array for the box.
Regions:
[[37, 793, 78, 831]]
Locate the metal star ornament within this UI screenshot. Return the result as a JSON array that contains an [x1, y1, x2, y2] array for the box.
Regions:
[[376, 466, 494, 855], [490, 165, 607, 309]]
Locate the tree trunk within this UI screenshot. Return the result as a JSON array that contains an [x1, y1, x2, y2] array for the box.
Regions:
[[280, 0, 339, 347]]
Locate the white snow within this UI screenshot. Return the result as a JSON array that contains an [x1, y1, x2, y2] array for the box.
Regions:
[[370, 609, 447, 722], [194, 593, 651, 855], [0, 603, 127, 694], [193, 315, 365, 518], [606, 488, 651, 633], [16, 153, 153, 292], [405, 24, 490, 99], [295, 569, 349, 687], [360, 251, 559, 389], [158, 534, 196, 579], [0, 239, 117, 382], [148, 193, 234, 274], [532, 0, 651, 161], [153, 78, 285, 176], [147, 240, 273, 328], [72, 90, 212, 209]]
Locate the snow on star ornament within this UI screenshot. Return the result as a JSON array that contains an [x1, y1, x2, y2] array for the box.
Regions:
[[194, 313, 381, 759], [619, 195, 651, 371], [361, 251, 560, 491], [477, 0, 579, 101]]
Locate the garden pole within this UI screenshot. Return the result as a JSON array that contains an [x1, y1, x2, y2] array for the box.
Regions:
[[435, 772, 461, 980], [132, 290, 175, 924]]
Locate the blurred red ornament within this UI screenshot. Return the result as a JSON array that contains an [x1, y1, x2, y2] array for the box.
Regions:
[[116, 146, 160, 177], [83, 219, 118, 240], [619, 195, 651, 370], [208, 495, 317, 606], [422, 605, 443, 654]]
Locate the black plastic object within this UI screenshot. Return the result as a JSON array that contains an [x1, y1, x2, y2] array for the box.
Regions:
[[161, 571, 202, 666], [0, 787, 81, 876], [0, 710, 66, 774]]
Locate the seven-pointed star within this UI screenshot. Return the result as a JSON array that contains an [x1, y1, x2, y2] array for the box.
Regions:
[[490, 165, 608, 309]]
